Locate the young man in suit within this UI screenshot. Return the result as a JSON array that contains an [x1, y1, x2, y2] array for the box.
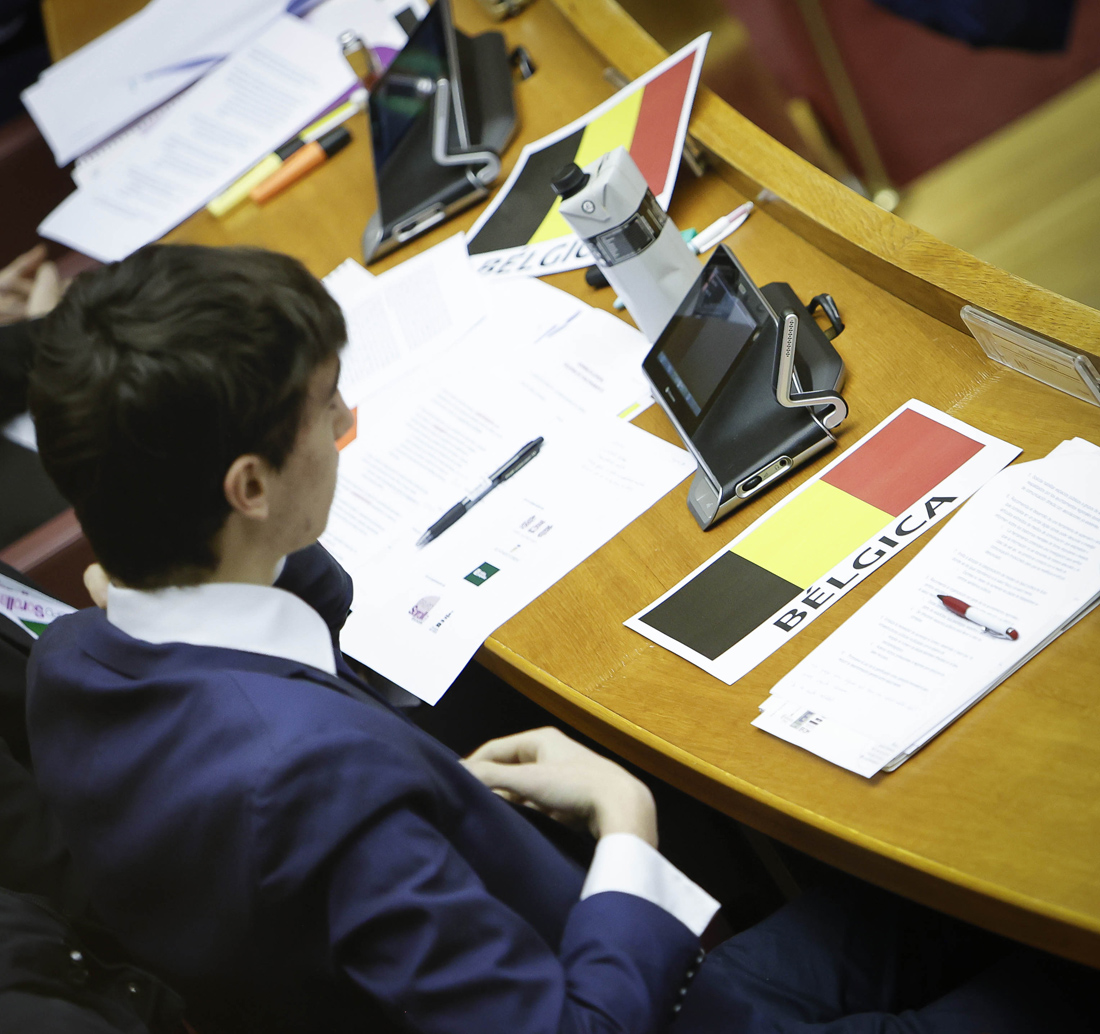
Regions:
[[24, 243, 1088, 1034]]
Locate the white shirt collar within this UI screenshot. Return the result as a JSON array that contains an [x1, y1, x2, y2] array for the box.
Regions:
[[106, 580, 337, 675]]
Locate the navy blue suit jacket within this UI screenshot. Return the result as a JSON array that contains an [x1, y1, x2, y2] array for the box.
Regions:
[[26, 546, 706, 1034]]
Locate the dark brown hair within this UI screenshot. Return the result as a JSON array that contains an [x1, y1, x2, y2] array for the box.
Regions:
[[29, 244, 345, 588]]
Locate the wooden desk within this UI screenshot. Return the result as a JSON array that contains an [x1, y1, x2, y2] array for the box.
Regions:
[[46, 0, 1100, 967]]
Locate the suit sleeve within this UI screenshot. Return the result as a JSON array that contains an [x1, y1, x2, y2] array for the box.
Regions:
[[254, 729, 701, 1034]]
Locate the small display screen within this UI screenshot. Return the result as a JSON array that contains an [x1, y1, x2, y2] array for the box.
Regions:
[[655, 263, 761, 417], [370, 2, 460, 172]]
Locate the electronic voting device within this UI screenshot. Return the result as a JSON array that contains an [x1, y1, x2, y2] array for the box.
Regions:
[[642, 246, 849, 530], [362, 0, 516, 262]]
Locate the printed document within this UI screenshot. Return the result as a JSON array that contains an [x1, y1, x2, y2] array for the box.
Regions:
[[333, 409, 691, 703], [754, 437, 1100, 776], [38, 16, 355, 263], [23, 0, 289, 166], [323, 236, 491, 408], [626, 401, 1020, 686], [324, 240, 655, 418], [320, 240, 689, 702]]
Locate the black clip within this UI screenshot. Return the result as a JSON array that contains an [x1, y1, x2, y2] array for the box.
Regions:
[[807, 293, 844, 340], [510, 46, 537, 81]]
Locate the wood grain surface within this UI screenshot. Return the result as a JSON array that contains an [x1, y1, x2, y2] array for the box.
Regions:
[[44, 0, 1100, 966]]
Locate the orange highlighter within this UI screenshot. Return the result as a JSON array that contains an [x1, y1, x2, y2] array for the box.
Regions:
[[250, 126, 351, 204]]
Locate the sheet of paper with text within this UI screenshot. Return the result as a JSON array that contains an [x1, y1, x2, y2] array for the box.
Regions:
[[320, 238, 690, 702], [754, 436, 1100, 776], [38, 16, 355, 262]]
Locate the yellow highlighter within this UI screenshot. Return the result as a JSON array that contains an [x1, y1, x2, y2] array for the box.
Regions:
[[205, 90, 367, 218], [206, 139, 304, 217]]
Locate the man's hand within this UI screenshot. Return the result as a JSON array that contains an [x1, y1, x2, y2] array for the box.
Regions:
[[26, 257, 62, 318], [463, 727, 658, 847], [0, 245, 64, 323]]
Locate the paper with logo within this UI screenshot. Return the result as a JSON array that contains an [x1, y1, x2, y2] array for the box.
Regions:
[[0, 574, 76, 640], [320, 239, 691, 703], [464, 35, 708, 279], [625, 400, 1022, 685], [753, 436, 1100, 776], [331, 408, 691, 703]]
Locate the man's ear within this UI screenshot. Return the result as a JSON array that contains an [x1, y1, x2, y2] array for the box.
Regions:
[[223, 454, 271, 521], [83, 564, 110, 609]]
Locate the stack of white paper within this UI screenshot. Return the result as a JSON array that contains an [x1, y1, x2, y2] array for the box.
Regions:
[[23, 0, 290, 166], [37, 16, 356, 263], [323, 236, 657, 419], [64, 0, 417, 191], [754, 437, 1100, 777], [320, 239, 689, 703]]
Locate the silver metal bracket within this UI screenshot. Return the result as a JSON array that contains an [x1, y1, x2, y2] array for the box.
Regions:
[[431, 78, 502, 186], [775, 311, 848, 430]]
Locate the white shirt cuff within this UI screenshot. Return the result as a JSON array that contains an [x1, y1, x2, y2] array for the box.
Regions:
[[580, 833, 721, 937]]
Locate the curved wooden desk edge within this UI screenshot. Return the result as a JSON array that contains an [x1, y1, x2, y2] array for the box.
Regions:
[[543, 0, 1100, 967], [477, 640, 1100, 965], [552, 0, 1100, 354]]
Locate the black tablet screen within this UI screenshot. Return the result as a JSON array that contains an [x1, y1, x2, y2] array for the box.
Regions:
[[370, 4, 451, 170], [645, 250, 774, 435], [656, 265, 759, 417]]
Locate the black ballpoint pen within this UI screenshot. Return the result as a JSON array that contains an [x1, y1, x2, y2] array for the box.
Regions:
[[416, 437, 545, 548]]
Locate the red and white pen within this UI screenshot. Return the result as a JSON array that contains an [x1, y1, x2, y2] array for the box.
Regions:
[[937, 595, 1019, 640]]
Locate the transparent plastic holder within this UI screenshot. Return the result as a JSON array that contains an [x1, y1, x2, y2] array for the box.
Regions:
[[961, 304, 1100, 407]]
